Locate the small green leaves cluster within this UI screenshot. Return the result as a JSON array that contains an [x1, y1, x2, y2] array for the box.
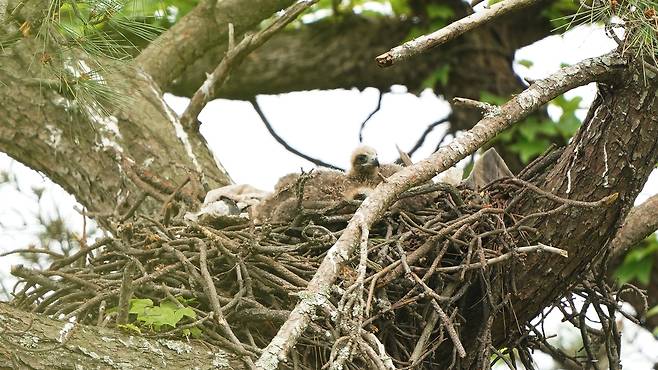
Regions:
[[484, 91, 583, 163], [116, 297, 202, 338], [615, 234, 658, 286]]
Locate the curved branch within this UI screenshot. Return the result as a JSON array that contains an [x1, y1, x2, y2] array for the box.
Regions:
[[136, 0, 295, 90], [255, 53, 625, 368], [180, 0, 319, 130], [249, 98, 344, 171], [358, 91, 383, 143], [408, 117, 450, 157]]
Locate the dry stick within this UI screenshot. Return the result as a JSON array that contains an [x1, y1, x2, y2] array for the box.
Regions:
[[358, 90, 383, 142], [375, 0, 539, 67], [250, 98, 344, 171], [397, 243, 466, 359], [437, 243, 568, 273], [255, 53, 625, 369], [116, 262, 134, 324], [179, 0, 320, 130], [407, 117, 450, 157]]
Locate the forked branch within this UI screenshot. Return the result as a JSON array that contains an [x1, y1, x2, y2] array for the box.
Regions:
[[180, 0, 319, 131]]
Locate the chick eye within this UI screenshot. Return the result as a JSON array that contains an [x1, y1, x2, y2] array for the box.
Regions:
[[355, 154, 368, 164]]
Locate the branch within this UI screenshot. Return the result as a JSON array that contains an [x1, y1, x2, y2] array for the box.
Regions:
[[249, 98, 344, 171], [610, 194, 658, 259], [255, 53, 625, 368], [179, 0, 319, 130], [407, 117, 450, 157], [358, 90, 383, 142], [136, 0, 295, 89], [375, 0, 540, 67], [0, 303, 242, 369]]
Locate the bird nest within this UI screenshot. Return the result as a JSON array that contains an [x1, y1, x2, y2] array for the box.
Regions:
[[7, 177, 626, 369]]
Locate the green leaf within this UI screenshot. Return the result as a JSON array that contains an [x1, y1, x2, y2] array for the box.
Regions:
[[390, 0, 411, 15], [183, 327, 203, 338], [614, 235, 658, 285], [517, 59, 534, 68], [422, 64, 451, 88], [129, 298, 154, 314], [615, 257, 653, 285], [426, 4, 454, 21], [647, 305, 658, 318], [178, 306, 197, 319], [509, 139, 551, 163]]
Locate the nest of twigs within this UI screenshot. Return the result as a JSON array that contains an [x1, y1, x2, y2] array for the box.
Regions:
[[8, 177, 629, 369]]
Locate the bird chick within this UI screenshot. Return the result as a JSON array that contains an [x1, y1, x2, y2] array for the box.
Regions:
[[347, 145, 380, 184], [347, 145, 402, 186], [253, 146, 405, 224]]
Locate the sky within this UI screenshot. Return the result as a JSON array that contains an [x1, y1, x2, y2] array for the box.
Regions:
[[1, 22, 658, 368]]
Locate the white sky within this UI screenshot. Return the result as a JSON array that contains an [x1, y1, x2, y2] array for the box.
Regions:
[[1, 23, 658, 369]]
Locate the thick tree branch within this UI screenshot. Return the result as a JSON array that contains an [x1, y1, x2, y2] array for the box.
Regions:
[[167, 3, 554, 99], [135, 0, 294, 90], [255, 53, 625, 368], [0, 39, 232, 219], [489, 65, 658, 353], [0, 303, 242, 369]]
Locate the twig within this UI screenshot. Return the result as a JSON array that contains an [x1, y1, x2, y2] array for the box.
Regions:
[[255, 53, 624, 369], [407, 117, 449, 157], [453, 97, 499, 115], [249, 98, 343, 171], [435, 243, 568, 273], [180, 0, 320, 130], [375, 0, 540, 67], [358, 91, 383, 142], [116, 262, 134, 324]]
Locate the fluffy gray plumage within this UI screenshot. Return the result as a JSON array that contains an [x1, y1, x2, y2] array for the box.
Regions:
[[253, 145, 402, 224]]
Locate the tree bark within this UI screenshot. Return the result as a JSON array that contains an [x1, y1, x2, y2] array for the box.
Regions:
[[0, 39, 232, 217], [497, 68, 658, 345], [0, 302, 242, 369]]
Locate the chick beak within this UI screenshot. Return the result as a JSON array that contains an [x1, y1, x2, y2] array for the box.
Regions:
[[370, 157, 380, 167]]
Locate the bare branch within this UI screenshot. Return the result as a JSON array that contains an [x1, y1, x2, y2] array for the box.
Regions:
[[358, 90, 383, 142], [255, 53, 625, 369], [375, 0, 539, 67], [249, 98, 344, 171], [179, 0, 319, 131], [407, 117, 450, 157]]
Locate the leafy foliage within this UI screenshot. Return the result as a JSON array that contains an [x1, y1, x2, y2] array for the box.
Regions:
[[484, 92, 583, 163], [556, 0, 658, 70], [121, 297, 202, 337], [1, 0, 191, 119], [615, 234, 658, 285]]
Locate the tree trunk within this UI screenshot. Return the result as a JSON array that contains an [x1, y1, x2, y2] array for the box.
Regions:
[[0, 39, 232, 217]]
